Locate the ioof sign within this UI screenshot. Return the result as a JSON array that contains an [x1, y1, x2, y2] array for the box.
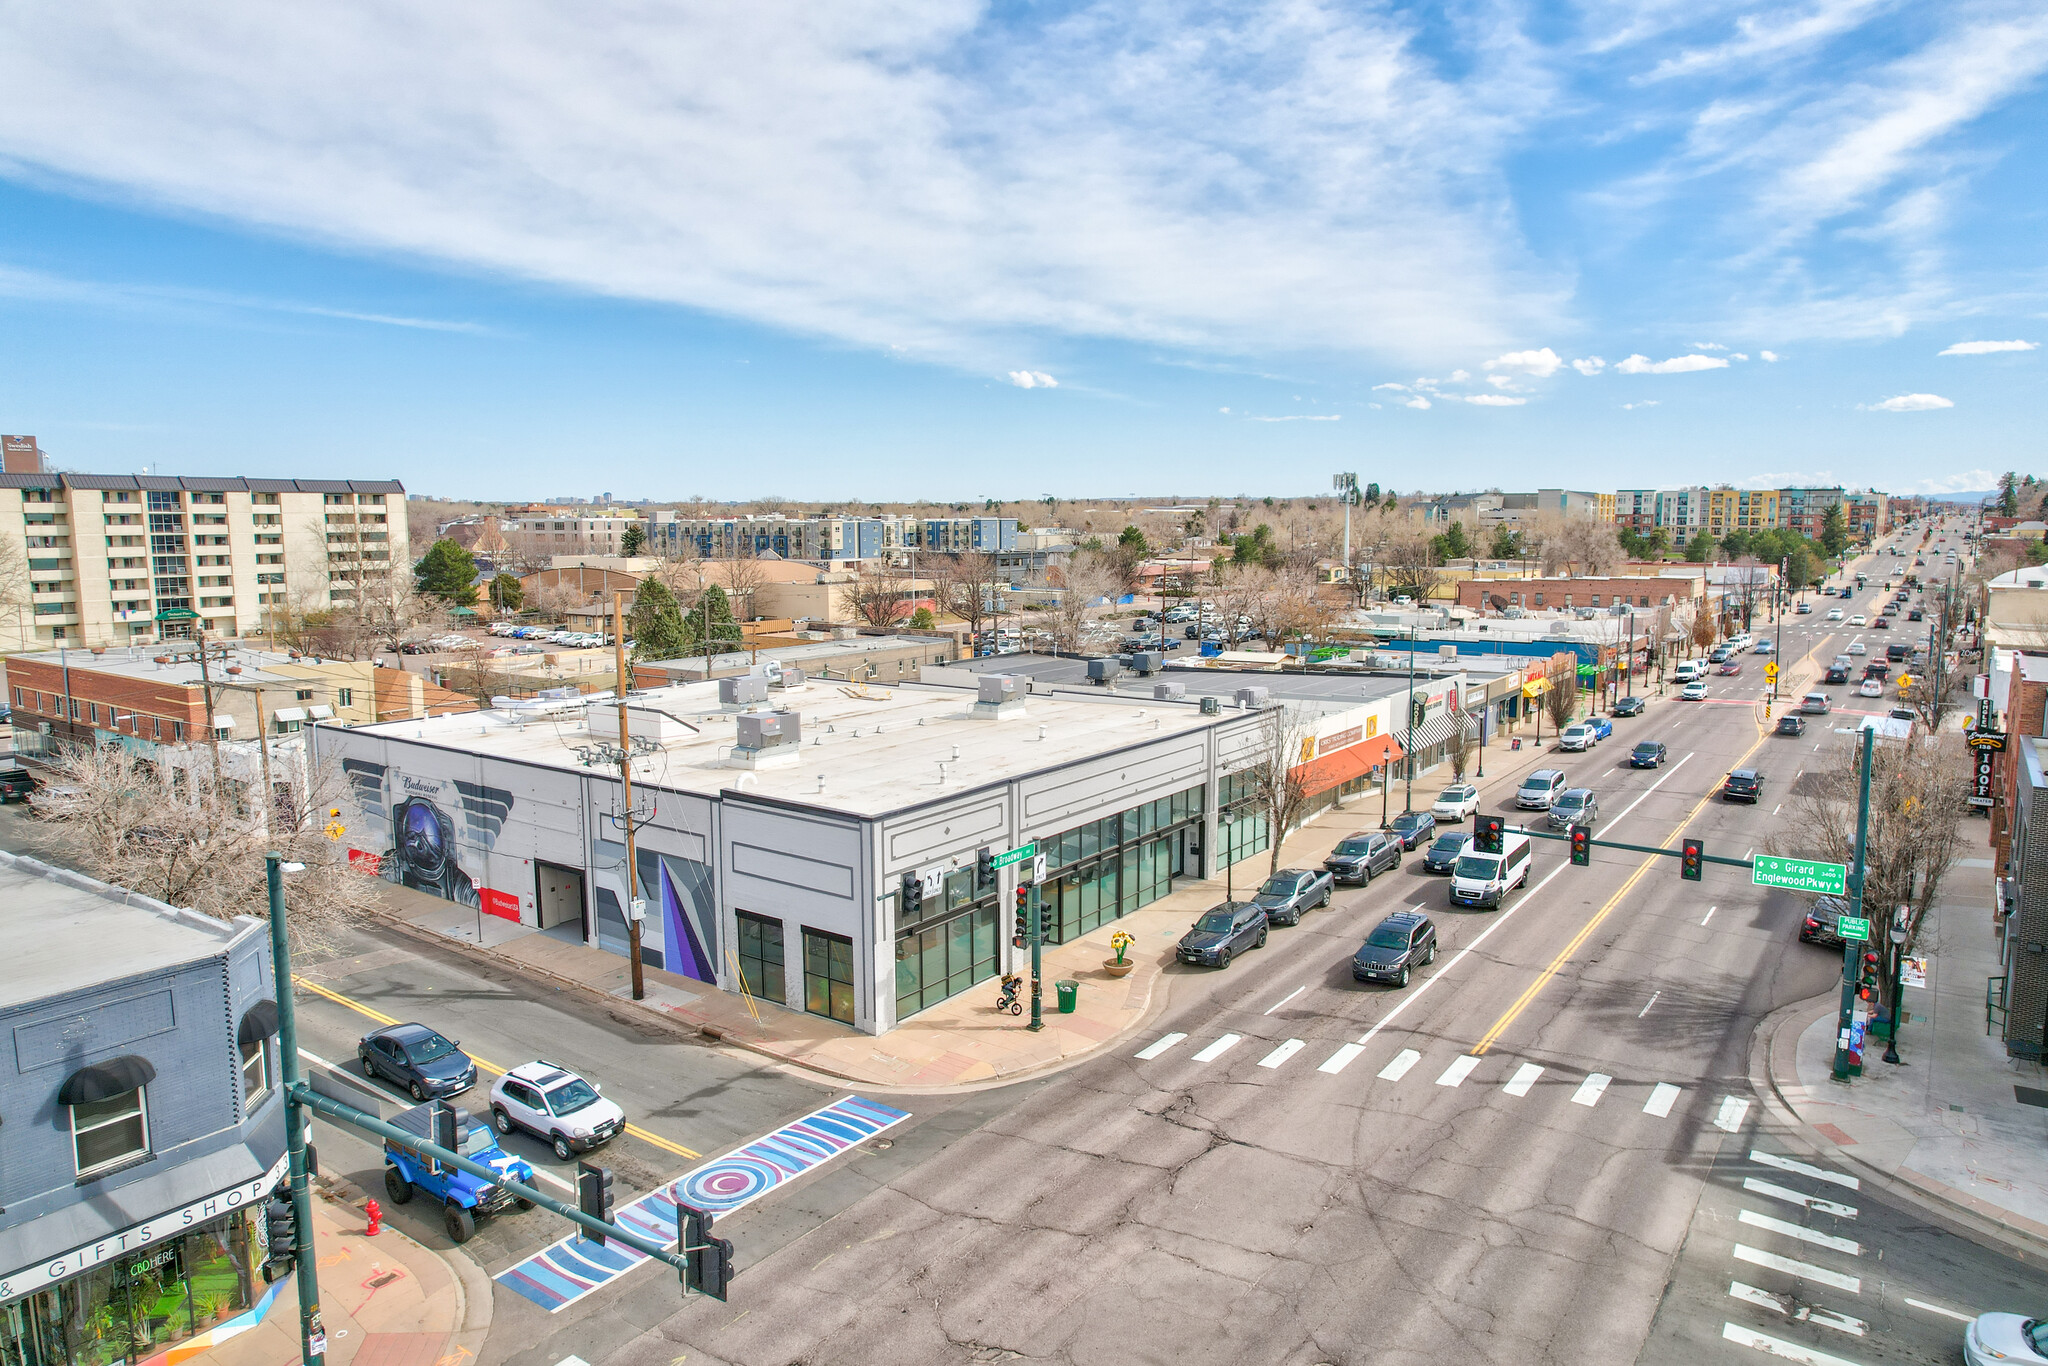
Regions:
[[1751, 854, 1848, 897]]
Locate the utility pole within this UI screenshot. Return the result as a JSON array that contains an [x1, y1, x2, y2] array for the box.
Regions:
[[266, 855, 326, 1366], [1334, 473, 1357, 594], [614, 592, 645, 1001], [1774, 558, 1786, 703], [1403, 627, 1417, 814], [1831, 727, 1875, 1082], [195, 628, 226, 798]]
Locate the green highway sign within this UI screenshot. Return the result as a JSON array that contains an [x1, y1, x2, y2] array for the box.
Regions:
[[989, 842, 1037, 871], [1751, 854, 1848, 896], [1836, 916, 1871, 942]]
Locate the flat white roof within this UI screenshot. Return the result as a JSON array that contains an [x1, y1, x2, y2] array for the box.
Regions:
[[0, 854, 246, 1008]]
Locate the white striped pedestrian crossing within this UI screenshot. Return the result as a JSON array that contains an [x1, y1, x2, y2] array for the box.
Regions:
[[1258, 1039, 1305, 1069], [1731, 1243, 1861, 1294], [1723, 1322, 1869, 1366], [1738, 1208, 1861, 1255], [1378, 1048, 1421, 1081], [1191, 1034, 1241, 1063], [1727, 1282, 1868, 1336], [1643, 1082, 1681, 1117], [1435, 1055, 1481, 1087], [1134, 1033, 1185, 1060], [1742, 1177, 1857, 1220], [1570, 1073, 1611, 1107], [1504, 1063, 1542, 1097], [1318, 1043, 1366, 1074], [1715, 1095, 1752, 1132], [1750, 1149, 1859, 1191]]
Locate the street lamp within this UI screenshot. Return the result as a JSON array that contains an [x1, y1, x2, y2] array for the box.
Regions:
[[1220, 810, 1238, 902], [1883, 907, 1909, 1065]]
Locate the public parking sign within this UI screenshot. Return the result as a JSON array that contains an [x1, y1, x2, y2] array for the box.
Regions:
[[1751, 854, 1848, 896], [1836, 915, 1871, 942]]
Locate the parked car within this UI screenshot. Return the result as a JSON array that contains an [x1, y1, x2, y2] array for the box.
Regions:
[[0, 768, 38, 803], [359, 1023, 478, 1101], [1387, 810, 1438, 850], [1249, 869, 1332, 927], [1430, 784, 1481, 822], [1775, 715, 1807, 736], [1324, 831, 1404, 885], [1799, 895, 1853, 946], [1681, 680, 1710, 700], [1557, 722, 1597, 752], [1516, 769, 1568, 810], [1629, 740, 1667, 768], [1722, 768, 1765, 803], [1586, 716, 1613, 741], [1795, 602, 1813, 613], [1548, 788, 1598, 829], [1964, 1312, 2048, 1366], [1176, 901, 1269, 968], [1611, 696, 1645, 717], [1717, 661, 1743, 676], [383, 1102, 536, 1244], [1421, 831, 1473, 873], [1352, 912, 1437, 987], [490, 1060, 627, 1159], [27, 783, 84, 819]]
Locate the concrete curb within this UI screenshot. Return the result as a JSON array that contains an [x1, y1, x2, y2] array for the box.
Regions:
[[1748, 993, 2048, 1269], [313, 1168, 496, 1343]]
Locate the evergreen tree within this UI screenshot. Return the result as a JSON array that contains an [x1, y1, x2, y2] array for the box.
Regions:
[[628, 578, 692, 661], [1437, 521, 1472, 559], [1818, 504, 1850, 558], [414, 538, 479, 606], [1488, 524, 1524, 560], [1998, 472, 2020, 518], [489, 574, 524, 612], [620, 524, 647, 556], [1117, 525, 1150, 558], [685, 584, 742, 653], [908, 606, 936, 630], [1685, 533, 1717, 563]]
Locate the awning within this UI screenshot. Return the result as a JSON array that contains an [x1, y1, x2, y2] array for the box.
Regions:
[[272, 707, 307, 723], [58, 1055, 158, 1105], [1401, 711, 1459, 751], [1521, 677, 1551, 699], [1292, 733, 1403, 798], [307, 705, 334, 719], [238, 999, 279, 1046]]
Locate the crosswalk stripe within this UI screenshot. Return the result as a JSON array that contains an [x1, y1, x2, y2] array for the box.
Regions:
[[1571, 1073, 1611, 1107], [1258, 1039, 1305, 1069], [1503, 1063, 1542, 1097], [1191, 1034, 1241, 1063], [1436, 1055, 1481, 1087], [1721, 1322, 1870, 1366], [1731, 1244, 1861, 1294], [1378, 1048, 1421, 1081], [1135, 1033, 1186, 1060], [1750, 1150, 1860, 1191], [1903, 1297, 1975, 1324], [1318, 1043, 1366, 1074], [1739, 1208, 1861, 1255], [1743, 1177, 1857, 1219], [1715, 1096, 1752, 1132], [1644, 1082, 1681, 1117]]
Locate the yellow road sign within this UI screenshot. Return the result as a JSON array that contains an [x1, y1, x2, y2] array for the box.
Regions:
[[1764, 662, 1779, 678]]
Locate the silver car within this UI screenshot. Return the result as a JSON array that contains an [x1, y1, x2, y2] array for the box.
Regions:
[[1548, 789, 1598, 830]]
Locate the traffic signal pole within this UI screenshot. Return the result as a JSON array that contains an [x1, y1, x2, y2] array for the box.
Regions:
[[266, 855, 326, 1366], [1027, 883, 1044, 1032], [1831, 728, 1876, 1082]]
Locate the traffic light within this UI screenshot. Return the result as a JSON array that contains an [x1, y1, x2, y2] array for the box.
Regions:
[[975, 846, 995, 889], [1013, 885, 1030, 948], [261, 1196, 298, 1281], [1038, 900, 1054, 940], [1570, 825, 1591, 867], [682, 1204, 735, 1301], [901, 870, 922, 918], [1475, 815, 1504, 856], [433, 1100, 459, 1154], [1681, 838, 1704, 882], [577, 1162, 615, 1246], [1858, 952, 1881, 1001]]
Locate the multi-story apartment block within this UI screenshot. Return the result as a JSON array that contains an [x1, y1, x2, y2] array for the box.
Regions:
[[655, 514, 902, 562], [914, 517, 1017, 553], [0, 468, 406, 652], [1594, 493, 1617, 523], [1705, 487, 1780, 539], [1778, 486, 1845, 539], [1614, 490, 1658, 534], [506, 509, 643, 563], [1653, 487, 1709, 546], [1845, 491, 1889, 541]]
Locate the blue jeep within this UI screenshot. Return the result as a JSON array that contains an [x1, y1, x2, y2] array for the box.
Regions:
[[383, 1103, 537, 1244]]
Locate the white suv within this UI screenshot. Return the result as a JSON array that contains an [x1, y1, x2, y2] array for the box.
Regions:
[[490, 1060, 627, 1160], [1557, 723, 1596, 752]]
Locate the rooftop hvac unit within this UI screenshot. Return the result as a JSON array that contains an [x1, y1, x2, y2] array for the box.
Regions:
[[1132, 651, 1163, 676], [1199, 695, 1221, 715], [1086, 658, 1118, 683], [1154, 681, 1185, 700], [720, 675, 770, 706], [1235, 686, 1270, 709], [976, 675, 1022, 706], [735, 710, 799, 750], [1437, 644, 1457, 659]]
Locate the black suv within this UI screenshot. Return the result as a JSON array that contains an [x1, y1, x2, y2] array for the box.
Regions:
[[1612, 697, 1645, 717], [1324, 831, 1404, 885], [1352, 912, 1437, 988], [1177, 901, 1269, 968], [1387, 810, 1438, 850], [1799, 895, 1851, 946], [1722, 769, 1765, 803], [1824, 666, 1850, 684]]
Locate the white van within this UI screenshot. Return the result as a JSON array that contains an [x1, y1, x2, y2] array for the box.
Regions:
[[1673, 660, 1706, 683], [1450, 832, 1533, 909]]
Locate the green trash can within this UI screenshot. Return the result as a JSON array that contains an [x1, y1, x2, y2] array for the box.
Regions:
[[1056, 979, 1079, 1013]]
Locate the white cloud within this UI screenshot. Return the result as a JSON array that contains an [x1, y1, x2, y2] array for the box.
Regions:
[[1760, 350, 1781, 362], [1621, 400, 1660, 410], [1905, 467, 1996, 493], [1404, 396, 1432, 409], [1449, 369, 1470, 382], [1864, 392, 1953, 411], [1689, 342, 1728, 351], [1372, 382, 1411, 392], [1249, 413, 1341, 422], [1571, 356, 1606, 376], [1008, 370, 1058, 388], [1464, 393, 1526, 406], [1484, 347, 1562, 378], [1730, 352, 1749, 361], [1218, 406, 1231, 413], [1487, 375, 1520, 389], [1614, 353, 1731, 374], [1940, 339, 2037, 355]]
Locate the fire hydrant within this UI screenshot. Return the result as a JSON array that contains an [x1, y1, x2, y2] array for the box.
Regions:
[[364, 1198, 382, 1237]]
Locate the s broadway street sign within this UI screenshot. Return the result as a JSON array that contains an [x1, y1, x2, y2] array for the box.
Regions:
[[989, 843, 1037, 872], [1752, 855, 1848, 897]]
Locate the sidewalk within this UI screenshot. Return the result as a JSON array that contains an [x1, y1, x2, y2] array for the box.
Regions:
[[359, 699, 1585, 1092], [178, 1173, 490, 1366], [1760, 849, 2048, 1253]]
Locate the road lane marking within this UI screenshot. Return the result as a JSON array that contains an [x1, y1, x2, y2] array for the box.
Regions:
[[1378, 1048, 1421, 1081], [1721, 1322, 1868, 1366], [1731, 1244, 1861, 1293], [1258, 1039, 1305, 1069], [1903, 1297, 1974, 1323], [1263, 986, 1305, 1015], [1318, 1043, 1366, 1074], [1644, 1082, 1681, 1117], [1716, 1096, 1752, 1131], [1638, 991, 1661, 1018], [1435, 1055, 1481, 1087], [1191, 1034, 1241, 1063], [1504, 1063, 1542, 1097], [1135, 1033, 1186, 1060], [1702, 905, 1717, 926], [1571, 1073, 1611, 1107], [1750, 1150, 1860, 1190], [1742, 1177, 1857, 1219], [1739, 1208, 1861, 1255]]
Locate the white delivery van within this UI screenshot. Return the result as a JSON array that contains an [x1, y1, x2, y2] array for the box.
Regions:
[[1673, 660, 1705, 683], [1450, 832, 1533, 909]]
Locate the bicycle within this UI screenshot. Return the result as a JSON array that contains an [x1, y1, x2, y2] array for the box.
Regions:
[[994, 974, 1024, 1016]]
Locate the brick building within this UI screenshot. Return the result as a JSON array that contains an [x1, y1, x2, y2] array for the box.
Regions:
[[1455, 575, 1704, 614]]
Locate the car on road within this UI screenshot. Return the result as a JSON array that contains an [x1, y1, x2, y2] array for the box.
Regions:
[[383, 1101, 536, 1245], [1872, 617, 1890, 630], [1716, 660, 1742, 676], [1548, 788, 1598, 829], [1753, 640, 1774, 654], [1795, 602, 1813, 613], [1249, 868, 1333, 926], [359, 1023, 478, 1101], [1826, 609, 1845, 622], [1681, 680, 1710, 700], [1586, 716, 1614, 741], [1558, 722, 1597, 751], [1859, 678, 1885, 697], [1824, 666, 1850, 684], [1799, 895, 1853, 947], [1324, 831, 1404, 884], [1351, 911, 1438, 988], [1849, 614, 1867, 625], [1775, 715, 1806, 736], [1907, 609, 1924, 621], [1964, 1311, 2048, 1365], [1722, 768, 1765, 803], [1801, 692, 1832, 714], [1847, 641, 1867, 654], [1421, 831, 1473, 873], [1612, 696, 1645, 717], [1708, 646, 1734, 664], [1517, 769, 1568, 809], [489, 1060, 627, 1160], [1450, 831, 1533, 909], [1387, 810, 1438, 850], [1430, 784, 1481, 822], [1629, 740, 1667, 768], [1177, 901, 1269, 968]]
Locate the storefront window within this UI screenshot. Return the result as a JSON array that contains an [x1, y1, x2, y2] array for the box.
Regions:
[[1039, 784, 1202, 943], [894, 904, 998, 1019], [735, 912, 786, 1005], [802, 929, 856, 1024]]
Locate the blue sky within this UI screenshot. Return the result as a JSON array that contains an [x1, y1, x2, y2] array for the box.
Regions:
[[0, 1, 2042, 501]]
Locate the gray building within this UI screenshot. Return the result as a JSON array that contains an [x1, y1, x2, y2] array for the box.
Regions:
[[2000, 737, 2048, 1059], [0, 854, 285, 1365]]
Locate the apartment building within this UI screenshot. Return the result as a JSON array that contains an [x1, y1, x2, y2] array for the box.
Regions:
[[1614, 490, 1658, 534], [1778, 486, 1845, 539], [506, 508, 643, 563], [0, 470, 406, 652], [1705, 487, 1780, 539], [1845, 492, 1889, 540], [1653, 487, 1708, 545], [656, 513, 901, 562], [914, 516, 1017, 553]]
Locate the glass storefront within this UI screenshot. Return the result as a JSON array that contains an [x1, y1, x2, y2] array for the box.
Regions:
[[1216, 770, 1269, 871], [1039, 784, 1203, 944], [1, 1210, 260, 1366]]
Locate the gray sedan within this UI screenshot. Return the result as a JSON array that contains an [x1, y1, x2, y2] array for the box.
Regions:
[[1251, 869, 1333, 926]]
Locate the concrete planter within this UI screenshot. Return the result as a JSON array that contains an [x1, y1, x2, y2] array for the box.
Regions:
[[1102, 959, 1136, 978]]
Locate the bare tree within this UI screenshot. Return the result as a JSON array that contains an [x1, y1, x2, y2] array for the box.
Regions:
[[721, 552, 769, 632], [1046, 554, 1117, 654], [1213, 565, 1272, 649], [1446, 714, 1473, 781], [1247, 704, 1323, 876], [1544, 660, 1580, 731], [1379, 525, 1444, 603], [1689, 603, 1719, 656], [932, 551, 1005, 644], [849, 561, 911, 629]]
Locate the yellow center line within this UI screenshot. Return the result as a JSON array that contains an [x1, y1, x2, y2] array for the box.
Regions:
[[290, 973, 700, 1159]]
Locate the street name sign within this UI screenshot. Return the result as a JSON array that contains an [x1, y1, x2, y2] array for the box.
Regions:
[[990, 842, 1037, 871], [1836, 915, 1871, 942], [1751, 854, 1848, 896]]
